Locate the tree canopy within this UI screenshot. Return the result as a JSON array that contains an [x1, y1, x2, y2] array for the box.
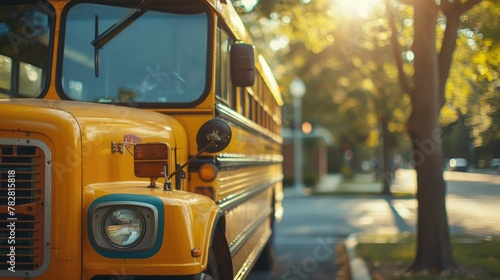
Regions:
[[235, 0, 498, 164], [235, 0, 499, 275]]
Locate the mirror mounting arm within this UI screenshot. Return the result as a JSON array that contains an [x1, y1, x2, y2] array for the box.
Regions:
[[166, 139, 218, 184], [164, 119, 232, 191]]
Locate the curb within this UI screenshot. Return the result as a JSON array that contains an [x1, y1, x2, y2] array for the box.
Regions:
[[345, 233, 372, 280]]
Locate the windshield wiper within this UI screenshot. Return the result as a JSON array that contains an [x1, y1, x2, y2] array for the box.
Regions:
[[91, 0, 152, 49], [92, 0, 152, 76]]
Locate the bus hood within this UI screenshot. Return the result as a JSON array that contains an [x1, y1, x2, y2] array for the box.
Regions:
[[0, 99, 188, 184], [0, 98, 182, 144]]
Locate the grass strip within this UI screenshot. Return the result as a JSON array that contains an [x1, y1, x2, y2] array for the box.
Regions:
[[355, 234, 500, 279]]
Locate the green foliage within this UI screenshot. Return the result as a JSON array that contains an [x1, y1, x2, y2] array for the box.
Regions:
[[235, 0, 498, 159], [303, 172, 319, 187], [236, 0, 412, 164], [441, 0, 500, 146]]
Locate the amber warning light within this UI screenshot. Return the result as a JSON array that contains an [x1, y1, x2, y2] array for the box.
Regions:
[[134, 143, 169, 178]]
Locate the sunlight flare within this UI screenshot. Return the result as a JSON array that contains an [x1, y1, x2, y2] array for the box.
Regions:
[[333, 0, 383, 18]]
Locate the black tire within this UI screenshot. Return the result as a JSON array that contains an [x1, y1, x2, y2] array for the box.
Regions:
[[195, 223, 232, 280], [199, 247, 218, 280], [253, 237, 275, 270]]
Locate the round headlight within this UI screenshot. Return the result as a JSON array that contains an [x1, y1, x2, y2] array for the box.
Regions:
[[103, 207, 145, 248]]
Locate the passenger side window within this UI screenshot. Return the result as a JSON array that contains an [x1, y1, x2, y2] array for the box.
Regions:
[[215, 27, 235, 107]]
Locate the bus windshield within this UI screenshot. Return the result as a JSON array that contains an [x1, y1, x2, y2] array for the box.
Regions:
[[0, 3, 52, 99], [60, 1, 210, 105]]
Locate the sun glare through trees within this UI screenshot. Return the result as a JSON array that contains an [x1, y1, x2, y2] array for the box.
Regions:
[[333, 0, 383, 18]]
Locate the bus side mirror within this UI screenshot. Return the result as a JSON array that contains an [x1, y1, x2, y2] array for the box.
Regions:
[[231, 43, 255, 87], [196, 119, 232, 153]]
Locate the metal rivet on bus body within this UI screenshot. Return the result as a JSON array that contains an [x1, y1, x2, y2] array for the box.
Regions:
[[25, 132, 30, 136]]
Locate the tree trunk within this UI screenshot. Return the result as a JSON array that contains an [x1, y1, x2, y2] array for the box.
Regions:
[[407, 0, 457, 273], [380, 115, 392, 195]]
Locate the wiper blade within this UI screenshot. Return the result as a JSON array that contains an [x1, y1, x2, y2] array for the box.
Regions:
[[91, 0, 152, 50], [94, 15, 99, 77]]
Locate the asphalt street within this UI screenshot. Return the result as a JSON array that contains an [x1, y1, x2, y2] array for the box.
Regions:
[[248, 194, 405, 280], [248, 170, 500, 280]]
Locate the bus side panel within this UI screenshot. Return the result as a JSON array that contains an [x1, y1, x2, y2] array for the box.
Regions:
[[217, 164, 281, 278], [226, 186, 274, 279]]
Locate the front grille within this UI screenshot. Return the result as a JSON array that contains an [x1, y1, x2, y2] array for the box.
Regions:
[[0, 139, 51, 276]]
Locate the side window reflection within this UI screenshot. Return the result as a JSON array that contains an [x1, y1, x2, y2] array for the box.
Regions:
[[0, 4, 52, 98]]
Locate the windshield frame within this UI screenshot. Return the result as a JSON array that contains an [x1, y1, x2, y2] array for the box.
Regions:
[[56, 0, 214, 108], [0, 0, 55, 99]]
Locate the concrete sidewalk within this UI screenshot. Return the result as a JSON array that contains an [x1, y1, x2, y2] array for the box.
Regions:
[[315, 173, 380, 193], [315, 170, 418, 195], [315, 168, 500, 195]]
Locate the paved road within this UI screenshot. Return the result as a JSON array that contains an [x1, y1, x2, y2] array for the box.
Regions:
[[248, 170, 500, 280], [393, 170, 500, 236], [247, 195, 340, 280], [248, 194, 402, 280]]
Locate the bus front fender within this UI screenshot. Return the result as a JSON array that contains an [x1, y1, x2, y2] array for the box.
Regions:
[[85, 186, 223, 277], [160, 191, 223, 274]]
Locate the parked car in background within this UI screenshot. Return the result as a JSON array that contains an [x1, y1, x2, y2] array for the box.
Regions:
[[447, 158, 469, 172], [491, 158, 500, 171]]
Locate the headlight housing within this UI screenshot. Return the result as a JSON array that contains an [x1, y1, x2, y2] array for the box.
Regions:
[[103, 207, 145, 248], [89, 200, 160, 256]]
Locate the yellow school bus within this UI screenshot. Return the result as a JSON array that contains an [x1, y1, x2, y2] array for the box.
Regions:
[[0, 0, 284, 279]]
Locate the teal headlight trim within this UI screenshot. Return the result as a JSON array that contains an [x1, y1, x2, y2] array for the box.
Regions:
[[88, 194, 164, 259]]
